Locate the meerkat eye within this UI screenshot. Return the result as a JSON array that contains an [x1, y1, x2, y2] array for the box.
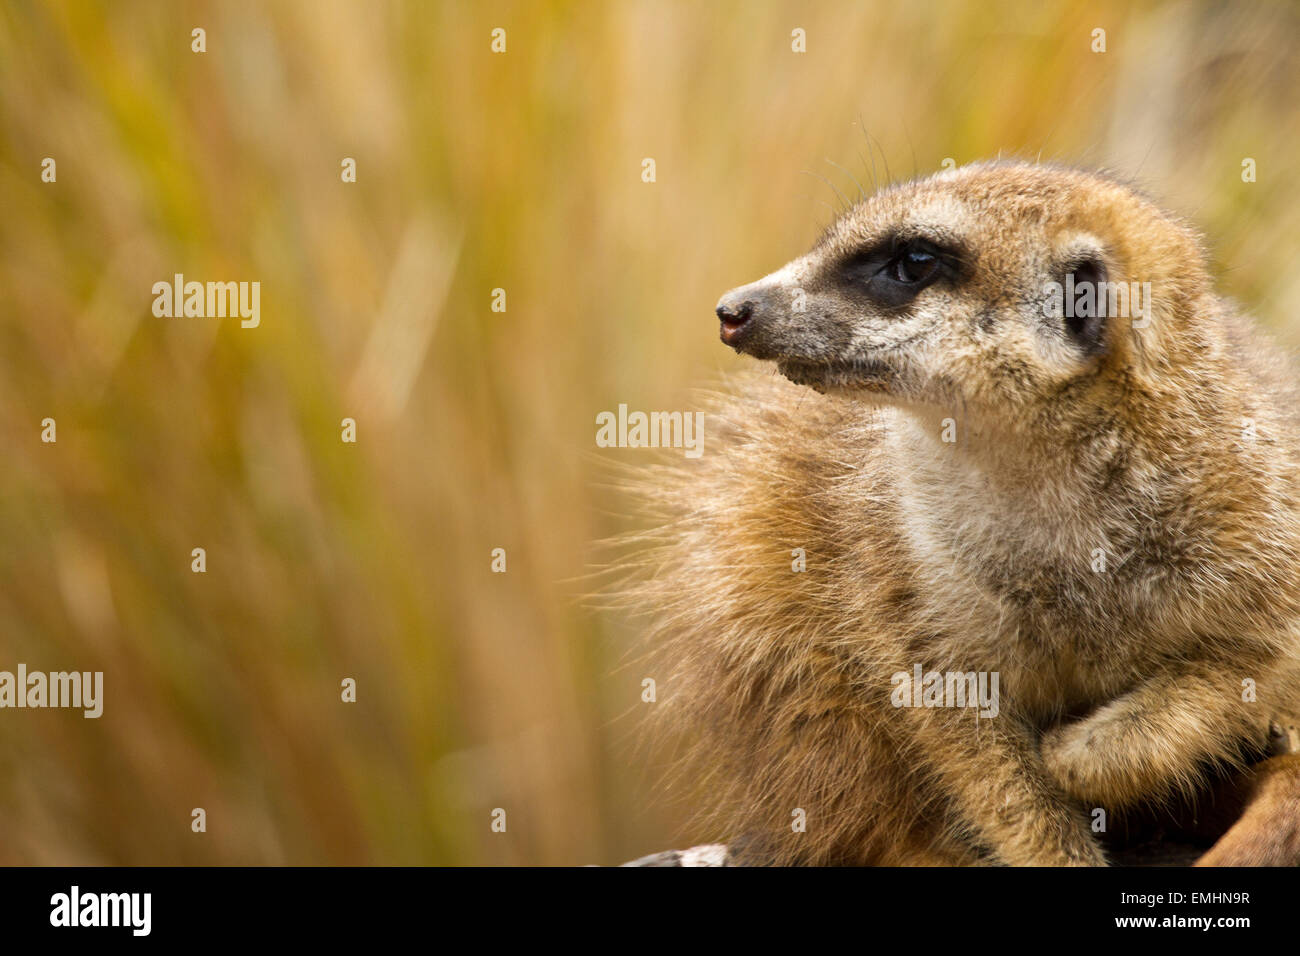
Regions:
[[840, 237, 953, 308], [892, 247, 940, 284], [862, 240, 945, 307]]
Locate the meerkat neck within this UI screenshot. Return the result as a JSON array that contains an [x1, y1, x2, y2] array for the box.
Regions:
[[890, 403, 1130, 497], [885, 405, 1140, 582]]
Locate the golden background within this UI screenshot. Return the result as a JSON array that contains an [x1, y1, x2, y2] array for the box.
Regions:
[[1, 0, 1296, 864]]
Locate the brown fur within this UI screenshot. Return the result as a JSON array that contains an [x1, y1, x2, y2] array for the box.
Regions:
[[615, 161, 1300, 865], [1197, 755, 1300, 866]]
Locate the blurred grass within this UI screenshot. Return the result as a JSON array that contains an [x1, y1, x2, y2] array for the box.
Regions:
[[0, 0, 1296, 864]]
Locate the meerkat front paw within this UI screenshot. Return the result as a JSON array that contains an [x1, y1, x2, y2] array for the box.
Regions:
[[1040, 721, 1108, 804], [1040, 720, 1149, 809], [991, 806, 1108, 867], [986, 771, 1109, 866], [1018, 822, 1109, 867]]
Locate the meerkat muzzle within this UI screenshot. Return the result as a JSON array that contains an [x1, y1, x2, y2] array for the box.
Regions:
[[715, 294, 755, 346]]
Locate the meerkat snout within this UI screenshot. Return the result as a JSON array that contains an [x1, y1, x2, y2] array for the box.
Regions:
[[714, 294, 755, 346], [714, 274, 802, 353], [714, 256, 867, 382]]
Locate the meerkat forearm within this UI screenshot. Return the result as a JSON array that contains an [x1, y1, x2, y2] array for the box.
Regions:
[[1041, 665, 1278, 808], [907, 708, 1106, 865]]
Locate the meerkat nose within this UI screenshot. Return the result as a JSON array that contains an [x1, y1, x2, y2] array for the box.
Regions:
[[716, 296, 755, 346]]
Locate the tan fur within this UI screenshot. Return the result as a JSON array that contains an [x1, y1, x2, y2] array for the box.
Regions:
[[1197, 755, 1300, 866], [615, 161, 1300, 866]]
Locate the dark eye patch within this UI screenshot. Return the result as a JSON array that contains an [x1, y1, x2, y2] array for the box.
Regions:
[[837, 236, 964, 310]]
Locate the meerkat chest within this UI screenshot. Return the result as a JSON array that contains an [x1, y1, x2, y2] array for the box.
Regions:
[[895, 471, 1159, 695]]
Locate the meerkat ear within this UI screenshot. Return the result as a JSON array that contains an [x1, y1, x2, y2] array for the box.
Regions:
[[1061, 255, 1109, 353]]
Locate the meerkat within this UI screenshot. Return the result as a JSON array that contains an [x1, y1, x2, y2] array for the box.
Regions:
[[618, 160, 1300, 866]]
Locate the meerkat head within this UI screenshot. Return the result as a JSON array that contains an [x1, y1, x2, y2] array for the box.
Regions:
[[715, 160, 1212, 431]]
